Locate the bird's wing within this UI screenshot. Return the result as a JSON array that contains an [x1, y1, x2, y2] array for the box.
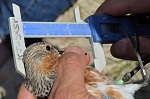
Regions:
[[84, 66, 141, 99]]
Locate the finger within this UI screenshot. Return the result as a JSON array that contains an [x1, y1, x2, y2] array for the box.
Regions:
[[110, 37, 150, 60], [60, 46, 91, 65], [49, 46, 90, 98], [129, 0, 150, 13], [58, 46, 87, 80], [17, 84, 36, 99], [64, 46, 91, 65], [95, 0, 150, 16], [95, 0, 130, 16]]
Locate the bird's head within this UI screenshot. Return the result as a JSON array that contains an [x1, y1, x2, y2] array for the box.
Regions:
[[23, 42, 60, 76]]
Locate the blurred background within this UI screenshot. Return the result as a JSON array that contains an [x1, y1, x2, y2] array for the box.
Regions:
[[0, 0, 150, 98]]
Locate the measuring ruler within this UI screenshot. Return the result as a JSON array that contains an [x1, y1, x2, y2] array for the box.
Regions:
[[23, 22, 91, 38], [9, 4, 106, 76]]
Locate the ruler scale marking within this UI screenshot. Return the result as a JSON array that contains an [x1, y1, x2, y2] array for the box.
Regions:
[[23, 22, 91, 38]]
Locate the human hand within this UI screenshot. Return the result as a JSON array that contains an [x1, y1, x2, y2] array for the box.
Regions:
[[95, 0, 150, 60], [18, 46, 96, 99]]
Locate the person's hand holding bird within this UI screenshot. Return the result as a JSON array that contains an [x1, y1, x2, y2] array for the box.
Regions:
[[18, 42, 144, 99]]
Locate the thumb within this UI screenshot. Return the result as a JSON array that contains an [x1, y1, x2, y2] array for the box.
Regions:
[[49, 46, 91, 98]]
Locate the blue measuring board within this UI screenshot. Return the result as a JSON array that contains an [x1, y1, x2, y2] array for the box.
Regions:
[[23, 22, 91, 38]]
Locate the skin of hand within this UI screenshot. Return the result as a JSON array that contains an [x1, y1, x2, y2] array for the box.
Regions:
[[18, 46, 96, 99], [95, 0, 150, 60]]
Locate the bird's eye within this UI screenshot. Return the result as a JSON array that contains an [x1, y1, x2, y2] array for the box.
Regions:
[[46, 45, 51, 51]]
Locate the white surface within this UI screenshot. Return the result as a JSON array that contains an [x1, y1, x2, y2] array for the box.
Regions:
[[92, 42, 106, 71], [74, 7, 85, 23], [9, 4, 26, 77]]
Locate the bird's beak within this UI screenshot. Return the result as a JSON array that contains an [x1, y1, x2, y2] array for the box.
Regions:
[[58, 50, 87, 55], [58, 51, 64, 55]]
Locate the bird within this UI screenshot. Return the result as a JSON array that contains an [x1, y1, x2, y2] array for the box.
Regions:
[[22, 42, 145, 99]]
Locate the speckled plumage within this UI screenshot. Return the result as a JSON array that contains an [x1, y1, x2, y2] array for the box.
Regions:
[[23, 42, 143, 99], [23, 42, 60, 99]]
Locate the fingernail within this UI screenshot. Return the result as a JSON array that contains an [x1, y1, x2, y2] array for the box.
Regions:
[[58, 51, 64, 54]]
